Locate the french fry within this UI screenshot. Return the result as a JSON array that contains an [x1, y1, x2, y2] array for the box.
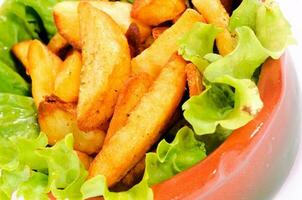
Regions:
[[53, 1, 151, 49], [131, 9, 204, 78], [77, 3, 131, 131], [131, 0, 186, 26], [113, 157, 146, 190], [89, 55, 186, 187], [125, 23, 141, 57], [104, 73, 153, 145], [185, 63, 204, 97], [76, 151, 93, 170], [192, 0, 236, 56], [47, 33, 69, 55], [38, 96, 106, 155], [12, 40, 32, 75], [28, 40, 62, 107], [54, 50, 82, 103], [152, 27, 169, 40]]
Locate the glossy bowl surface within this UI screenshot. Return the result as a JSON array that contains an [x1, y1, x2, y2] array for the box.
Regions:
[[153, 54, 301, 200]]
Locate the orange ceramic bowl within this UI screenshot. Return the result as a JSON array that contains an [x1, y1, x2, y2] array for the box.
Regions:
[[152, 54, 300, 200]]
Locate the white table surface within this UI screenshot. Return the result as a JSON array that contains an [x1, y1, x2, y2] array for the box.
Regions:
[[0, 0, 301, 199]]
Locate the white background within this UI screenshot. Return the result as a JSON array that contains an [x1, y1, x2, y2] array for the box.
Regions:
[[0, 0, 301, 199], [274, 1, 302, 199]]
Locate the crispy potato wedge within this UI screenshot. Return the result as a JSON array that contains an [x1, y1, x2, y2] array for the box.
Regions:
[[54, 50, 82, 103], [47, 33, 69, 55], [192, 0, 236, 55], [53, 1, 151, 49], [185, 63, 204, 97], [38, 96, 105, 155], [152, 27, 169, 40], [125, 23, 141, 57], [131, 9, 204, 78], [131, 0, 186, 26], [76, 151, 93, 170], [113, 157, 146, 191], [104, 73, 153, 145], [77, 3, 131, 131], [89, 55, 186, 187], [28, 40, 62, 107], [12, 40, 32, 75]]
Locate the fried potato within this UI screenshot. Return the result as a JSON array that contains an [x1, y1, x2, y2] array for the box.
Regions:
[[12, 40, 32, 75], [125, 23, 141, 57], [131, 0, 186, 26], [38, 96, 105, 155], [104, 73, 153, 145], [89, 55, 186, 187], [28, 40, 62, 107], [192, 0, 236, 56], [131, 9, 204, 78], [47, 33, 69, 55], [76, 151, 93, 170], [53, 1, 151, 49], [185, 63, 204, 97], [54, 50, 82, 103], [77, 3, 131, 131], [152, 27, 169, 40], [113, 157, 146, 191]]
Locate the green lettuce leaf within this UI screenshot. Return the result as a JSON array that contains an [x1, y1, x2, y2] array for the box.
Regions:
[[183, 76, 263, 135], [51, 169, 88, 200], [0, 133, 90, 200], [204, 26, 269, 82], [0, 137, 19, 171], [37, 134, 84, 190], [14, 133, 48, 170], [15, 172, 49, 200], [0, 165, 31, 198], [197, 125, 232, 154], [255, 0, 294, 55], [0, 93, 39, 139], [81, 176, 152, 200], [0, 0, 66, 70], [0, 61, 30, 95], [178, 22, 220, 71], [204, 26, 269, 81], [229, 0, 293, 58], [229, 0, 261, 31], [145, 126, 206, 185]]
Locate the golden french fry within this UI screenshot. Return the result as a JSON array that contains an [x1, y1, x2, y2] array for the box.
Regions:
[[131, 0, 186, 26], [131, 9, 204, 78], [38, 96, 105, 155], [152, 27, 169, 40], [12, 40, 32, 75], [77, 3, 131, 131], [113, 157, 146, 191], [104, 73, 153, 145], [89, 55, 186, 187], [192, 0, 236, 55], [53, 1, 151, 49], [185, 63, 204, 97], [28, 40, 62, 107], [76, 151, 93, 170], [47, 33, 69, 55], [54, 50, 82, 103]]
